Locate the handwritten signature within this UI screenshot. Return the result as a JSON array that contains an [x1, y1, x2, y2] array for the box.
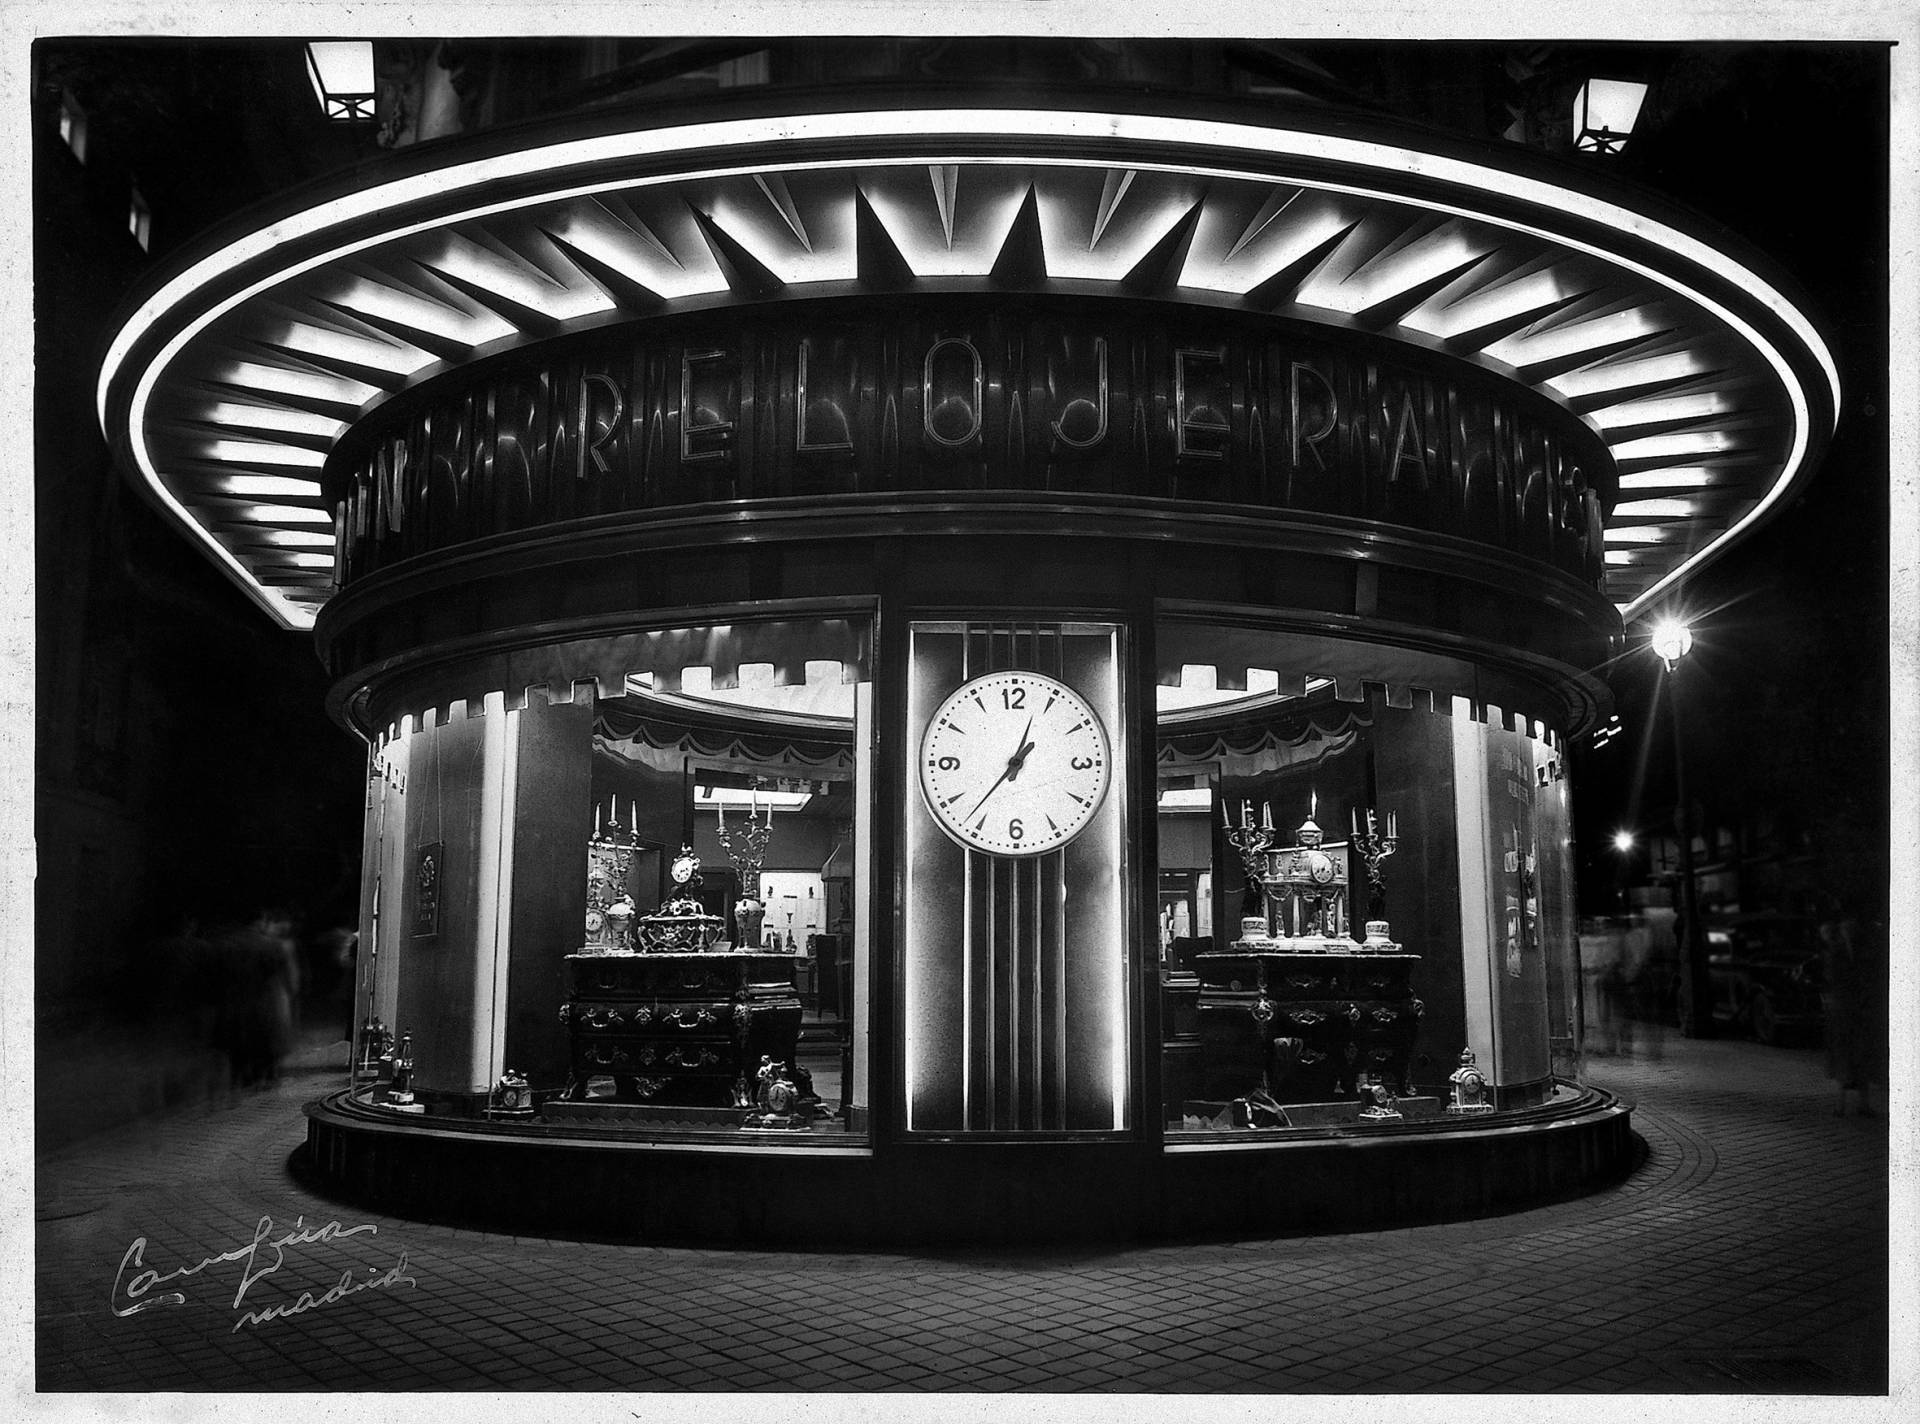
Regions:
[[113, 1215, 415, 1331]]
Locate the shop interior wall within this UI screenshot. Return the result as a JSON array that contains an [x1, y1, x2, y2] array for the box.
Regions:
[[1159, 814, 1213, 873], [504, 698, 593, 1090], [1484, 723, 1553, 1087], [1372, 702, 1469, 1094], [394, 714, 491, 1094]]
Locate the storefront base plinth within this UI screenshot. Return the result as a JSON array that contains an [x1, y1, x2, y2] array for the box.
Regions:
[[298, 1088, 1634, 1245]]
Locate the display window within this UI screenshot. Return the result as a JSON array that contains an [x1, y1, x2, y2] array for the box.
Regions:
[[1155, 618, 1580, 1135], [350, 613, 874, 1142]]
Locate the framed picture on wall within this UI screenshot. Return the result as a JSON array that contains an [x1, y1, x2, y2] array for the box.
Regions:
[[411, 841, 443, 939]]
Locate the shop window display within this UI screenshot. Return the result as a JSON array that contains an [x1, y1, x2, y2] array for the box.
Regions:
[[1156, 622, 1579, 1135], [349, 616, 873, 1140]]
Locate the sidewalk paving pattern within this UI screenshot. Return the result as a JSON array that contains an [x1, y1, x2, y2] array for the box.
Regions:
[[33, 1033, 1893, 1395]]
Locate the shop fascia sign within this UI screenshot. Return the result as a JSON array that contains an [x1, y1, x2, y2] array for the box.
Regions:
[[332, 311, 1608, 581]]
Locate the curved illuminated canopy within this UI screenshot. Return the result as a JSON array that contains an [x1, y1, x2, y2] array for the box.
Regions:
[[98, 101, 1838, 631]]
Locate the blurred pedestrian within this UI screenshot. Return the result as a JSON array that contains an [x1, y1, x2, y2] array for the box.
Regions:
[[1820, 915, 1877, 1115], [211, 910, 302, 1091]]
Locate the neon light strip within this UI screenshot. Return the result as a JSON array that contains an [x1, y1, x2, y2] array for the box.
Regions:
[[102, 108, 1836, 629]]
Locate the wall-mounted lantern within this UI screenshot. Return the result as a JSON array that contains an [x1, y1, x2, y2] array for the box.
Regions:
[[306, 41, 377, 122], [1572, 78, 1649, 154]]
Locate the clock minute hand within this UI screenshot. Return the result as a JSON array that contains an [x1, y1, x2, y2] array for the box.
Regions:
[[966, 762, 1019, 823]]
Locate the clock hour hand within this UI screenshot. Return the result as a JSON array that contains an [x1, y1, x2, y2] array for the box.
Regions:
[[1003, 717, 1037, 781]]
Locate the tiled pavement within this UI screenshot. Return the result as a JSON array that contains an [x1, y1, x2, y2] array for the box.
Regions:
[[28, 1030, 1902, 1404]]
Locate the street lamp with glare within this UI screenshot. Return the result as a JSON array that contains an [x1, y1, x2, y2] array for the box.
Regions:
[[1651, 618, 1693, 669], [1612, 830, 1636, 854]]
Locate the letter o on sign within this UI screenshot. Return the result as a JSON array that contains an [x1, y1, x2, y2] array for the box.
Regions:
[[923, 337, 984, 448]]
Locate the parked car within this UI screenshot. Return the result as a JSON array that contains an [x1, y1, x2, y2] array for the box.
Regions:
[[1704, 914, 1825, 1045]]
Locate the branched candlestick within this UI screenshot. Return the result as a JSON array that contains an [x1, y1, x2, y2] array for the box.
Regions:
[[1349, 806, 1399, 925], [713, 788, 775, 886], [584, 820, 638, 952], [714, 785, 777, 948], [1222, 799, 1275, 922]]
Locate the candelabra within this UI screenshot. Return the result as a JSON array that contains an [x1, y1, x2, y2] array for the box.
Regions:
[[1349, 806, 1400, 948], [1221, 798, 1276, 940], [713, 786, 775, 949], [583, 819, 638, 953]]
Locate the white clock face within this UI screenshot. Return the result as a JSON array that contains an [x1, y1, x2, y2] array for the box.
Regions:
[[1305, 850, 1335, 885], [670, 854, 697, 885], [920, 670, 1112, 857]]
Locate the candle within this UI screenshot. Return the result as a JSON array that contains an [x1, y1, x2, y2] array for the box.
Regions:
[[1388, 811, 1398, 839], [1241, 799, 1253, 829], [716, 792, 725, 829], [595, 803, 602, 833], [1221, 800, 1231, 831], [1351, 807, 1359, 837], [1262, 803, 1272, 829], [630, 799, 637, 832], [1310, 789, 1318, 818]]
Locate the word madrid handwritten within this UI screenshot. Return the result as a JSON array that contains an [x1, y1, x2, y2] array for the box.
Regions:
[[113, 1214, 416, 1332]]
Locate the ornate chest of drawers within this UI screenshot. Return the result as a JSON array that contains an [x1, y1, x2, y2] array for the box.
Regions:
[[560, 952, 804, 1107], [1193, 949, 1423, 1104]]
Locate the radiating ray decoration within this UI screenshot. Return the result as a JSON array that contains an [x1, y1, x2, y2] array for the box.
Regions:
[[1225, 184, 1306, 261], [320, 260, 511, 354], [753, 173, 812, 253], [989, 186, 1048, 287], [1120, 196, 1206, 296], [315, 294, 476, 366], [1299, 214, 1503, 321], [854, 188, 917, 289], [252, 304, 437, 386], [1352, 247, 1500, 330], [1444, 288, 1592, 355], [1090, 168, 1138, 250], [177, 410, 341, 455], [542, 229, 669, 314], [688, 204, 786, 298], [98, 134, 1830, 631], [417, 262, 571, 341], [1549, 349, 1726, 411], [591, 194, 685, 270], [420, 226, 602, 320], [1240, 219, 1360, 309], [931, 164, 960, 250], [203, 350, 383, 416]]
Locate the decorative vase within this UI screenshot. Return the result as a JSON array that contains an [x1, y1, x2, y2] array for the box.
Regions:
[[735, 897, 766, 950]]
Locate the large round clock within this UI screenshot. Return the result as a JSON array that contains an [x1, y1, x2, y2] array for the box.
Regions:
[[920, 670, 1112, 857]]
